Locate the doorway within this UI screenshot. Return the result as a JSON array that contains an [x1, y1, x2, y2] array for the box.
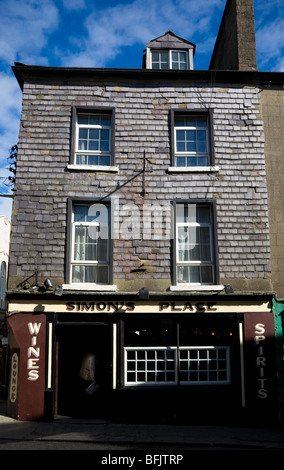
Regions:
[[56, 320, 111, 418]]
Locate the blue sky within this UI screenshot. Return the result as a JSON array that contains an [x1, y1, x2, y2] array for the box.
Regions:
[[0, 0, 283, 219]]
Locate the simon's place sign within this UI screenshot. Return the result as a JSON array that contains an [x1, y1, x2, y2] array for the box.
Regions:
[[7, 299, 271, 314], [65, 300, 218, 313]]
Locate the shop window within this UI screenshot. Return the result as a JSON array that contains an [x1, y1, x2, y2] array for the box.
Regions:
[[124, 346, 230, 386], [123, 317, 232, 387], [125, 347, 177, 385], [179, 346, 230, 384], [70, 107, 115, 169], [68, 201, 111, 285], [174, 202, 218, 286]]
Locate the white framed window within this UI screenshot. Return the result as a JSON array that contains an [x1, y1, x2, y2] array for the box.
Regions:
[[179, 346, 230, 384], [176, 203, 215, 285], [171, 50, 188, 69], [69, 108, 117, 171], [75, 113, 112, 166], [174, 115, 209, 167], [151, 50, 189, 70], [124, 346, 230, 386], [125, 347, 177, 385], [70, 203, 110, 285]]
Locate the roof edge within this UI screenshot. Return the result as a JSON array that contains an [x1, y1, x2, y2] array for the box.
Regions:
[[12, 63, 284, 91]]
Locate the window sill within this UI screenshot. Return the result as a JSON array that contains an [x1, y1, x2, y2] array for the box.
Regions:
[[62, 283, 117, 292], [168, 166, 219, 173], [170, 284, 224, 292], [67, 164, 119, 173]]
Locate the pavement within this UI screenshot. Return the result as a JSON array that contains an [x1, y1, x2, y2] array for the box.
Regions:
[[0, 400, 284, 452]]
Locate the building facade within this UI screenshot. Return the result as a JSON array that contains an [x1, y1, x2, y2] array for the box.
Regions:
[[5, 0, 284, 424], [0, 216, 10, 397]]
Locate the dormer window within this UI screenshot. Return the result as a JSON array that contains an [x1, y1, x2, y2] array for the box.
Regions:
[[151, 50, 189, 70], [144, 31, 195, 70]]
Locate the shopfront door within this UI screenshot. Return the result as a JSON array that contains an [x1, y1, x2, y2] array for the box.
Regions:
[[56, 317, 111, 418]]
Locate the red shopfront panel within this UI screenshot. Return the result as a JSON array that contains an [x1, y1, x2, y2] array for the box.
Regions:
[[7, 313, 46, 421]]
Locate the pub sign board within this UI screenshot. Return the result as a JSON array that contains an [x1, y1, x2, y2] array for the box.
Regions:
[[244, 312, 277, 421], [7, 313, 46, 421]]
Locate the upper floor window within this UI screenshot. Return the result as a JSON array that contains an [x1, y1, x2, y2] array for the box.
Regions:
[[175, 202, 217, 286], [68, 202, 111, 285], [170, 110, 215, 170], [151, 50, 189, 70], [70, 108, 115, 169]]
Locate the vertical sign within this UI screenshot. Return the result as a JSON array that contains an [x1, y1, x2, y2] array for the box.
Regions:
[[244, 312, 277, 421], [7, 313, 46, 420]]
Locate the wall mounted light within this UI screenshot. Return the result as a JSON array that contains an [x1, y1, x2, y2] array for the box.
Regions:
[[44, 279, 53, 289], [139, 288, 149, 300]]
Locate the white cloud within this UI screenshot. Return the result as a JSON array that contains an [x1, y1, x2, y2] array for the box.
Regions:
[[0, 0, 59, 65], [0, 0, 59, 220], [0, 195, 13, 219], [255, 0, 284, 71], [61, 0, 86, 10], [60, 0, 225, 67], [0, 73, 21, 168]]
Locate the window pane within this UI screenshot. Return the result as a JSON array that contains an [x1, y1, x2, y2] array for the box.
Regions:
[[74, 226, 97, 260], [72, 265, 109, 283], [76, 112, 112, 166], [171, 51, 188, 70], [200, 227, 211, 260], [99, 155, 111, 166], [197, 156, 209, 166], [71, 204, 110, 284], [176, 156, 186, 167], [171, 51, 178, 61], [73, 206, 89, 222], [176, 204, 214, 285], [176, 203, 196, 223], [197, 206, 211, 223], [201, 265, 213, 283], [74, 205, 105, 223], [187, 156, 198, 166], [152, 51, 169, 69], [76, 154, 90, 165], [101, 116, 111, 126], [78, 115, 89, 125], [174, 114, 209, 166], [87, 155, 99, 165], [124, 347, 177, 385]]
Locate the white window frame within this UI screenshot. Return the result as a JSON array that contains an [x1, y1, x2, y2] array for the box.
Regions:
[[70, 204, 110, 285], [124, 347, 177, 386], [174, 115, 210, 167], [75, 112, 112, 166], [170, 50, 189, 70], [151, 50, 189, 70], [175, 204, 215, 286], [68, 108, 119, 173], [179, 346, 231, 385], [124, 346, 230, 386]]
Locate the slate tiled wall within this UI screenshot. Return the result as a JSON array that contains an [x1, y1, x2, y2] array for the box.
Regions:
[[8, 77, 271, 292]]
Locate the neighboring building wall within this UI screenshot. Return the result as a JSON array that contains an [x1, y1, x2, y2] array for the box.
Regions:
[[210, 0, 257, 71], [0, 216, 10, 309], [8, 72, 272, 294], [262, 87, 284, 298], [0, 216, 10, 265]]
